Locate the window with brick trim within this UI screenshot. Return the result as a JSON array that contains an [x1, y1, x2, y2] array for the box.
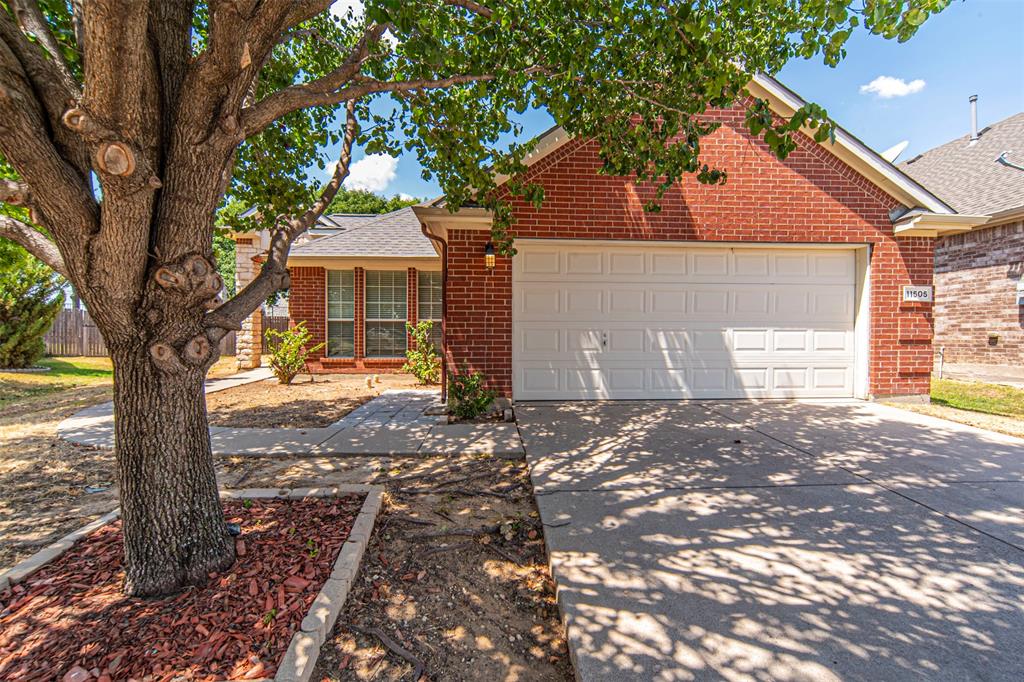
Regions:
[[417, 270, 443, 348], [326, 270, 354, 357], [365, 270, 407, 357]]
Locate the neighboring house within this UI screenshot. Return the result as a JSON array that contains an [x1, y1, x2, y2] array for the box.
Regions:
[[232, 207, 442, 371], [899, 107, 1024, 366], [410, 75, 987, 401]]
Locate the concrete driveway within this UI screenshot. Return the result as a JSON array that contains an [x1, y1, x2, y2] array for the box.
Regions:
[[518, 400, 1024, 681]]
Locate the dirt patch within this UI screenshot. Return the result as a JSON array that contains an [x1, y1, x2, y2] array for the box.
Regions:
[[218, 455, 573, 682], [0, 496, 363, 680], [884, 400, 1024, 439], [0, 385, 117, 570], [206, 374, 432, 428]]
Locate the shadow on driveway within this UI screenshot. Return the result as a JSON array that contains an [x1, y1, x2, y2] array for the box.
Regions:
[[519, 401, 1024, 681]]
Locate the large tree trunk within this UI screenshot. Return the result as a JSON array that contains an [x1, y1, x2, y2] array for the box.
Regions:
[[111, 342, 235, 597]]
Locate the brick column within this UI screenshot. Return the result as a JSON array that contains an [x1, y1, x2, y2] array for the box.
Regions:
[[354, 267, 365, 361], [234, 237, 262, 370], [407, 267, 418, 348]]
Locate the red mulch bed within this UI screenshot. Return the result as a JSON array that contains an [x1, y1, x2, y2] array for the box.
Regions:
[[0, 496, 364, 681]]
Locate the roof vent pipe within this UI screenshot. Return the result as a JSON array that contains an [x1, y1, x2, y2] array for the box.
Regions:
[[970, 95, 979, 143]]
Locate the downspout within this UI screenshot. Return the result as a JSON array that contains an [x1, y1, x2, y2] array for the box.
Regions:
[[421, 221, 448, 403]]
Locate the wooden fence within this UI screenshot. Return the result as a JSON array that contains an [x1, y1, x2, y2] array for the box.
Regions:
[[44, 308, 250, 357], [44, 308, 107, 356], [262, 315, 290, 351]]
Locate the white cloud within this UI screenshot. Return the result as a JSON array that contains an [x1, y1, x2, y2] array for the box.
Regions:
[[329, 1, 396, 47], [398, 192, 416, 201], [343, 154, 398, 192], [859, 76, 926, 99], [330, 0, 364, 20]]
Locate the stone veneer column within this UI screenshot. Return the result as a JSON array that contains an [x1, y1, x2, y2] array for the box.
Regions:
[[234, 237, 263, 370]]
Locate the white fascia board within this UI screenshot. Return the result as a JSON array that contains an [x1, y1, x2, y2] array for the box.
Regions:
[[892, 213, 989, 237]]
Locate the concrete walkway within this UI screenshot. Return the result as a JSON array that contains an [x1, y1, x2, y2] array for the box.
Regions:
[[520, 400, 1024, 681], [58, 369, 524, 457], [939, 362, 1024, 389]]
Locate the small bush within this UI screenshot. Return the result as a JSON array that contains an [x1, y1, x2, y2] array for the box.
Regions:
[[403, 320, 441, 384], [264, 322, 324, 385], [448, 367, 496, 420], [0, 249, 64, 369]]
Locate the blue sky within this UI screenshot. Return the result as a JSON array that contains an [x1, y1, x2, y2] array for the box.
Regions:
[[333, 0, 1024, 202]]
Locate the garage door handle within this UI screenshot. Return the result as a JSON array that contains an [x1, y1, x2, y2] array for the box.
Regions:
[[601, 331, 607, 348]]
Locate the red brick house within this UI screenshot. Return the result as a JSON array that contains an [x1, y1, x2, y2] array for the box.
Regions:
[[412, 76, 989, 401], [899, 108, 1024, 367], [283, 75, 988, 400], [286, 207, 443, 371]]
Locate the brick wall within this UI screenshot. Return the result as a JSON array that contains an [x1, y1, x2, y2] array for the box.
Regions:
[[288, 264, 421, 372], [288, 266, 326, 361], [934, 220, 1024, 364], [446, 107, 936, 398]]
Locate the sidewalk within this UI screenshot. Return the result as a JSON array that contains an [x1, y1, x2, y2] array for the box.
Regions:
[[57, 368, 523, 458], [938, 362, 1024, 389]]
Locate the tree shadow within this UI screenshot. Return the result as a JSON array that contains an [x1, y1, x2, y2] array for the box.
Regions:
[[517, 400, 1024, 680]]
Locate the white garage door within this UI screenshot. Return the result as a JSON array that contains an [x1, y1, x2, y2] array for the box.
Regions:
[[512, 241, 858, 400]]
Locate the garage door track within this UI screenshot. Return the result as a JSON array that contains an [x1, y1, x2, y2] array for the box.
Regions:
[[519, 400, 1024, 681]]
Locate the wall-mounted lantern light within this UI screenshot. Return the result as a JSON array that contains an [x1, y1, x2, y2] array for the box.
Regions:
[[484, 240, 496, 270]]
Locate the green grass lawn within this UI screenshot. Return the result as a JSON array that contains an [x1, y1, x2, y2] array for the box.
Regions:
[[0, 356, 114, 408], [931, 377, 1024, 419]]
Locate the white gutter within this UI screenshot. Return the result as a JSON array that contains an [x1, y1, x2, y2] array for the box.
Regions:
[[892, 212, 989, 237]]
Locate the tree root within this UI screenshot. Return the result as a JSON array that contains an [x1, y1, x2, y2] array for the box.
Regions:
[[344, 623, 426, 681]]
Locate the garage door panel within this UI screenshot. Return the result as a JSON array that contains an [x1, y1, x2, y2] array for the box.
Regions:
[[565, 250, 603, 275], [608, 329, 645, 352], [513, 243, 857, 400], [518, 285, 561, 316], [518, 249, 561, 276], [692, 289, 730, 315], [565, 289, 603, 316], [608, 251, 645, 275], [648, 328, 689, 352], [650, 252, 687, 276], [565, 328, 604, 352], [692, 251, 730, 276], [649, 289, 687, 316], [734, 252, 770, 276], [734, 290, 771, 314], [608, 288, 646, 315], [733, 329, 769, 352]]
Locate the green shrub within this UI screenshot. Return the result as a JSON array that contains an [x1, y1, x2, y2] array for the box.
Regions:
[[264, 321, 324, 384], [448, 367, 496, 420], [0, 247, 64, 369], [403, 320, 441, 384]]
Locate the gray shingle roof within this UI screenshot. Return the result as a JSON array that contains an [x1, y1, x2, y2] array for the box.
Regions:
[[290, 207, 437, 259], [314, 213, 383, 231], [900, 112, 1024, 216]]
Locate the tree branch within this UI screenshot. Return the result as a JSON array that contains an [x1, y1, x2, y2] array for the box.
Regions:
[[208, 99, 359, 334], [0, 7, 89, 175], [239, 22, 387, 136], [242, 68, 498, 138], [0, 214, 67, 277], [0, 31, 98, 261], [444, 0, 494, 19], [0, 179, 31, 206], [10, 0, 78, 91]]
